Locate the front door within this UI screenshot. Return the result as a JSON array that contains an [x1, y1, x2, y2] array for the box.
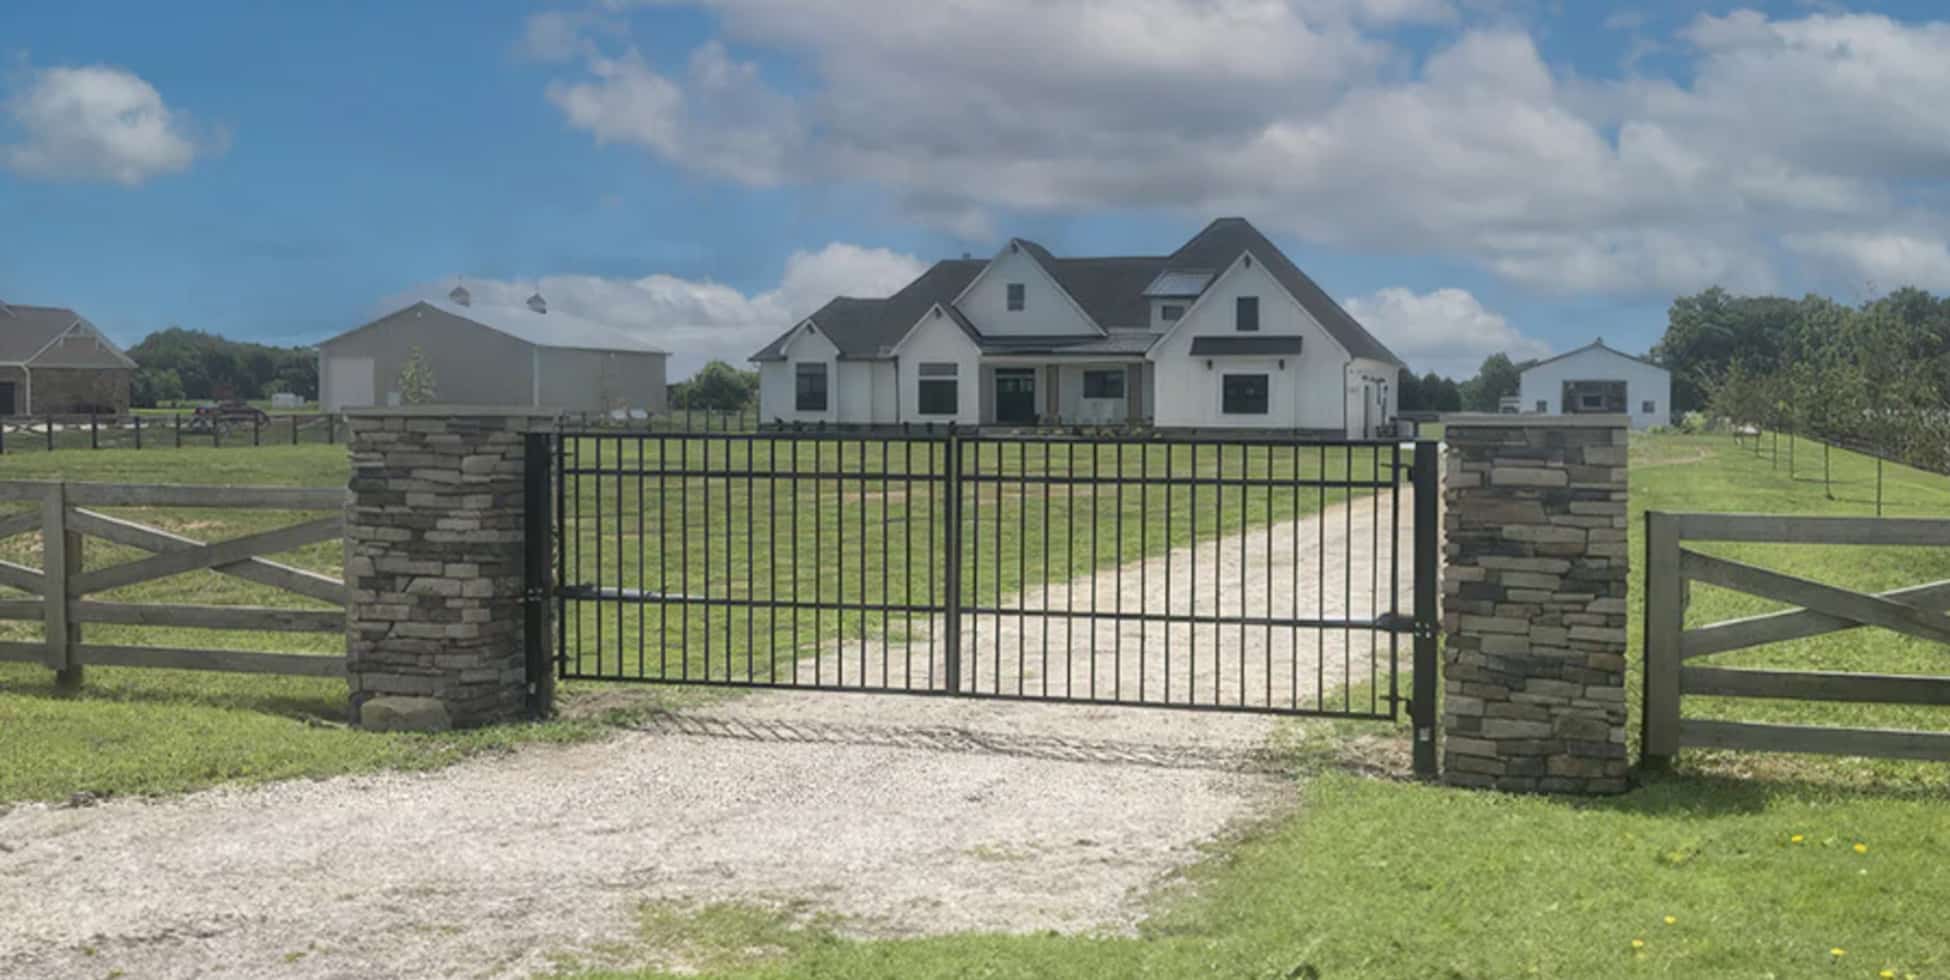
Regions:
[[0, 381, 15, 416], [994, 369, 1037, 424]]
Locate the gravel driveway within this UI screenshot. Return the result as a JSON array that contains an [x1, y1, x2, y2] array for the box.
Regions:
[[0, 491, 1415, 979]]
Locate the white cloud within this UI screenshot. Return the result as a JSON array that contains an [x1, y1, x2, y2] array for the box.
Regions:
[[3, 64, 210, 185], [1787, 231, 1950, 292], [537, 5, 1950, 299], [387, 242, 926, 378], [1342, 287, 1550, 378]]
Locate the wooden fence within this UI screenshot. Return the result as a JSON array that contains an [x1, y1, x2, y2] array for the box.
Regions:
[[0, 413, 341, 453], [1643, 512, 1950, 765], [0, 480, 347, 682]]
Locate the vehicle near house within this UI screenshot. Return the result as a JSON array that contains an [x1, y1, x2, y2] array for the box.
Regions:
[[0, 299, 137, 416], [750, 218, 1404, 437], [316, 287, 668, 414], [1516, 338, 1671, 430], [185, 400, 272, 433]]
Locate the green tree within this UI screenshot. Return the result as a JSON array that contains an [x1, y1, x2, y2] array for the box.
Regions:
[[131, 367, 186, 408], [397, 347, 438, 405], [1458, 354, 1521, 412], [670, 360, 758, 411]]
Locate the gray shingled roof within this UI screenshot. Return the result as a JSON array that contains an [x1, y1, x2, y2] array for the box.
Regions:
[[0, 304, 135, 368], [1165, 218, 1401, 366], [749, 218, 1400, 367]]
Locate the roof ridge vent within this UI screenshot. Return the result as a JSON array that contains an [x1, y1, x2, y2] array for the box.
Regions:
[[449, 283, 471, 307], [527, 292, 547, 314]]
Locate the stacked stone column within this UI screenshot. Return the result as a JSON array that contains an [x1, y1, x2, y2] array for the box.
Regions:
[[1441, 414, 1630, 794], [343, 408, 553, 730]]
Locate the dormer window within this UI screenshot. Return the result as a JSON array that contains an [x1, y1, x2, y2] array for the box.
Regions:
[[1007, 283, 1025, 311], [1160, 304, 1184, 322], [1236, 296, 1259, 332]]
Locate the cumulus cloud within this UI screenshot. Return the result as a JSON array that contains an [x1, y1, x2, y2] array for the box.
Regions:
[[536, 4, 1950, 299], [3, 64, 211, 184], [1787, 231, 1950, 292], [386, 242, 927, 378], [1342, 287, 1550, 378]]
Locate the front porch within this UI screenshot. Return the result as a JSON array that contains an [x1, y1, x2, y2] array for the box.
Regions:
[[974, 358, 1151, 427]]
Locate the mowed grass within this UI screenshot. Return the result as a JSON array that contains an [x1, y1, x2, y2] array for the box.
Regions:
[[569, 432, 1950, 979]]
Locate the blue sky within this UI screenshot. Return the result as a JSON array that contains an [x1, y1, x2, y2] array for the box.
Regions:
[[5, 0, 1950, 378]]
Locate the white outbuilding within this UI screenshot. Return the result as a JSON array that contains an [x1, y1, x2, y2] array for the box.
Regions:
[[1517, 339, 1671, 430]]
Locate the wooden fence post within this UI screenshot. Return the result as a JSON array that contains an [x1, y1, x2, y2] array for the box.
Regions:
[[1642, 511, 1682, 767], [41, 484, 84, 691]]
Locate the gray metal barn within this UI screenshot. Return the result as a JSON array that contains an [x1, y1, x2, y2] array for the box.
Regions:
[[317, 287, 667, 414]]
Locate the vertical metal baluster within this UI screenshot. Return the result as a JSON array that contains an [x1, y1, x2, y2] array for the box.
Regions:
[[595, 437, 604, 677], [1138, 442, 1146, 703], [1042, 440, 1051, 697], [1066, 440, 1075, 698], [1389, 442, 1402, 717], [928, 438, 937, 689], [1214, 440, 1223, 706], [638, 436, 645, 678], [1344, 443, 1353, 711], [993, 440, 1002, 695], [969, 437, 979, 693], [616, 438, 624, 678], [817, 439, 826, 686], [1291, 441, 1301, 710], [859, 435, 868, 686], [882, 439, 891, 688], [1371, 442, 1381, 714], [1239, 442, 1247, 707], [793, 439, 802, 685], [659, 439, 668, 680], [1113, 439, 1123, 702], [769, 436, 779, 684], [1264, 444, 1273, 710], [1017, 440, 1027, 696], [702, 436, 710, 681], [1188, 442, 1197, 706], [725, 436, 733, 683], [904, 438, 914, 689], [1089, 441, 1098, 702], [680, 437, 690, 680], [748, 438, 756, 683], [1164, 441, 1172, 704], [1317, 443, 1326, 711]]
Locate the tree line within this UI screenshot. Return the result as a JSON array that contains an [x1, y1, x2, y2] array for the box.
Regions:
[[128, 327, 318, 406]]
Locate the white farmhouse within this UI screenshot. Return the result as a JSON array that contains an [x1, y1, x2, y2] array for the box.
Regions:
[[1517, 339, 1672, 430], [750, 218, 1404, 437]]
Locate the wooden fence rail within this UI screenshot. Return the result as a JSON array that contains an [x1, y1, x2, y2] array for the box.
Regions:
[[0, 479, 347, 685], [1643, 511, 1950, 766]]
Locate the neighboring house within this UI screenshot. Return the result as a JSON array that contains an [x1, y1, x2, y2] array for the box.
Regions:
[[750, 218, 1404, 437], [1517, 339, 1671, 430], [317, 287, 668, 414], [0, 300, 137, 416]]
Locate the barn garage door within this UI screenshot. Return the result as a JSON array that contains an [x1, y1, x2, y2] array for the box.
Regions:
[[325, 356, 375, 410]]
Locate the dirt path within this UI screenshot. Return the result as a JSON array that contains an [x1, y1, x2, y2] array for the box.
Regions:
[[0, 491, 1416, 980]]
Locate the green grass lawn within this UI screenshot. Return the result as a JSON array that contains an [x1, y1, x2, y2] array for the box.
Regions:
[[560, 431, 1950, 980]]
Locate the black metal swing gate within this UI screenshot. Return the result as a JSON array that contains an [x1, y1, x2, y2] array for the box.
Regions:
[[545, 426, 1441, 775]]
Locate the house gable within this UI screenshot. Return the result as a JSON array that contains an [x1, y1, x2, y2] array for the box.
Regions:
[[1147, 251, 1351, 364], [892, 304, 982, 424], [953, 241, 1102, 337], [28, 318, 138, 370]]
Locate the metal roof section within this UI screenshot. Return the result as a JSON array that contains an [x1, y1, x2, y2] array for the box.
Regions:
[[1190, 336, 1304, 356], [1143, 270, 1214, 297], [1517, 338, 1667, 374]]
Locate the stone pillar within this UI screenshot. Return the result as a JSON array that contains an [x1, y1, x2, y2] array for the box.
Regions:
[[343, 408, 554, 731], [1441, 414, 1630, 794]]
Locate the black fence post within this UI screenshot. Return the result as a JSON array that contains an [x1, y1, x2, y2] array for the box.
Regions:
[[1412, 438, 1440, 780], [941, 424, 963, 695], [133, 414, 142, 450], [291, 414, 299, 446], [89, 414, 98, 449], [253, 414, 261, 446], [328, 414, 336, 445], [175, 412, 182, 448], [45, 417, 54, 452], [523, 430, 555, 719]]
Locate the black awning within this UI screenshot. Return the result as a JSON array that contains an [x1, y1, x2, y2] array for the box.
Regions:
[[1189, 336, 1303, 356]]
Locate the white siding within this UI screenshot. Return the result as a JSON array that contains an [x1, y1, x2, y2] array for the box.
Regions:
[[758, 326, 841, 423], [895, 311, 982, 425], [1518, 346, 1672, 430], [1346, 357, 1399, 439], [957, 246, 1098, 337], [1148, 255, 1350, 430], [1054, 364, 1138, 423]]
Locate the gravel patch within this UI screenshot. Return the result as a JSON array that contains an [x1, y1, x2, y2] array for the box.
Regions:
[[0, 493, 1415, 979]]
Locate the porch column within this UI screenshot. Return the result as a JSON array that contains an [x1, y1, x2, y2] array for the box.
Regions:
[[1045, 366, 1060, 420]]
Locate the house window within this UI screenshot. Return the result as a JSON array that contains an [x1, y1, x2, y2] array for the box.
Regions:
[[917, 362, 958, 415], [1642, 400, 1656, 414], [795, 363, 828, 412], [1222, 374, 1269, 415], [1160, 304, 1184, 322], [1236, 296, 1259, 332], [1536, 400, 1547, 413], [1082, 369, 1124, 399], [1579, 392, 1606, 411], [1007, 283, 1026, 311]]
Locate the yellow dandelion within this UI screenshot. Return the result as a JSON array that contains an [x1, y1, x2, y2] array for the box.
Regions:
[[1854, 842, 1868, 854], [1663, 915, 1677, 926], [1631, 938, 1646, 950], [1831, 947, 1846, 958], [1790, 834, 1805, 844], [1879, 970, 1895, 979]]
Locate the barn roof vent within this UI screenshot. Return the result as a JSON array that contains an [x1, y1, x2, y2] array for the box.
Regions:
[[527, 292, 547, 314], [449, 284, 472, 307]]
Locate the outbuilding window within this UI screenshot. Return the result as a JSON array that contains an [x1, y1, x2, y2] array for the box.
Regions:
[[1536, 400, 1547, 413], [1082, 369, 1124, 399], [917, 362, 958, 415], [795, 363, 828, 412], [1007, 283, 1026, 311], [1642, 400, 1656, 414], [1222, 374, 1269, 415], [1236, 296, 1259, 332]]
